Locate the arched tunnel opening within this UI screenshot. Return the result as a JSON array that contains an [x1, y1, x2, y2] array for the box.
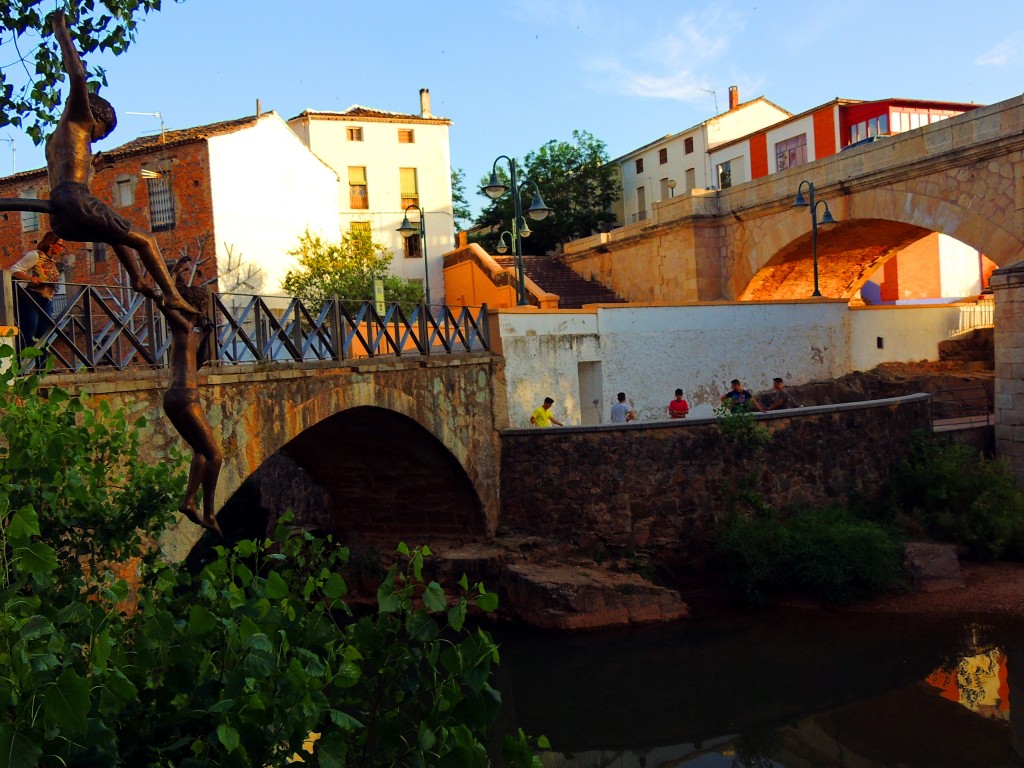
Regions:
[[211, 405, 484, 546], [740, 218, 998, 302]]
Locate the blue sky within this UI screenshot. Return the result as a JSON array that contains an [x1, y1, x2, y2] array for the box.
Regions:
[[4, 0, 1024, 217]]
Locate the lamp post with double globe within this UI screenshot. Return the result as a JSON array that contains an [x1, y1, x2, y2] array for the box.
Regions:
[[793, 180, 838, 298], [482, 156, 552, 306], [396, 203, 430, 306]]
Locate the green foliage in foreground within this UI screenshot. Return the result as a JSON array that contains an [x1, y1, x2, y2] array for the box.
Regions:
[[883, 434, 1024, 561], [718, 507, 906, 607], [713, 404, 772, 456], [0, 347, 543, 767]]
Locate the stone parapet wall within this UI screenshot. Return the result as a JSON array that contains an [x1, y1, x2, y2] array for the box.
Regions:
[[499, 395, 931, 567], [991, 261, 1024, 484]]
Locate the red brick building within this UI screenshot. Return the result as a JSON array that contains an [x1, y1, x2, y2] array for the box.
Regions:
[[0, 111, 340, 294]]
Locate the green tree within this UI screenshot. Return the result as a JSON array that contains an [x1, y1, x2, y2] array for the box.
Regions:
[[452, 167, 473, 232], [1, 2, 170, 144], [473, 130, 619, 256], [0, 347, 544, 766], [282, 229, 423, 310]]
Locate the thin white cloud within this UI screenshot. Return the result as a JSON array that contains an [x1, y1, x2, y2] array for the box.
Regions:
[[584, 9, 742, 102], [976, 33, 1024, 66]]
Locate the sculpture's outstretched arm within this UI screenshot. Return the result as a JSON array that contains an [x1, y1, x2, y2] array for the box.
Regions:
[[0, 199, 53, 214], [51, 12, 92, 122]]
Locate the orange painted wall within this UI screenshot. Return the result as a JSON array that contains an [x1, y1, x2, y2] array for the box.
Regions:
[[813, 108, 837, 158], [444, 258, 517, 308], [749, 135, 768, 179], [878, 234, 943, 301]]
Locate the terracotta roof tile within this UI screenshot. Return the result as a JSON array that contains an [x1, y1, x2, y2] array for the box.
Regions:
[[98, 113, 263, 160]]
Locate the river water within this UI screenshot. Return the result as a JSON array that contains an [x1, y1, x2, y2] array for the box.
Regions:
[[490, 610, 1023, 768]]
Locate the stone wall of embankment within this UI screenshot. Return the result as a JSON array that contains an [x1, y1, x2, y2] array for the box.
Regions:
[[499, 395, 931, 568]]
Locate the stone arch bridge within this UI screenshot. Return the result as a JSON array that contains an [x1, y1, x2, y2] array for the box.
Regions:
[[564, 94, 1024, 301], [49, 355, 508, 561]]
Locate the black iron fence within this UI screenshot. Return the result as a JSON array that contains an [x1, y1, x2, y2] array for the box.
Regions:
[[931, 385, 992, 430], [5, 279, 489, 374]]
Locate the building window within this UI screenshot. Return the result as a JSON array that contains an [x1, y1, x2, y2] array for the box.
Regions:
[[114, 178, 134, 207], [350, 221, 371, 235], [398, 129, 415, 144], [347, 127, 363, 141], [635, 158, 644, 174], [348, 166, 368, 209], [684, 137, 694, 155], [20, 189, 38, 232], [718, 161, 732, 189], [685, 168, 696, 191], [91, 242, 107, 273], [399, 167, 419, 209], [146, 174, 175, 231], [659, 148, 668, 164], [775, 134, 807, 172], [634, 186, 647, 222], [403, 233, 422, 259]]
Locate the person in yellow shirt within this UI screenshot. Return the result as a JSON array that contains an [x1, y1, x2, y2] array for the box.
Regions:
[[530, 397, 564, 427]]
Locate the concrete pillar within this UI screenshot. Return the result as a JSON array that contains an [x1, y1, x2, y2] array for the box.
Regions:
[[990, 259, 1024, 486]]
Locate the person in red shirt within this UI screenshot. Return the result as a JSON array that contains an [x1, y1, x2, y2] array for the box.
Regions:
[[668, 389, 689, 419]]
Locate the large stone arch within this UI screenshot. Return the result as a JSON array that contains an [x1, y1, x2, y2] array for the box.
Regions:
[[226, 405, 484, 539], [734, 183, 1024, 300]]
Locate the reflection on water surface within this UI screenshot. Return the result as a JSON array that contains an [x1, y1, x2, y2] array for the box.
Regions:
[[491, 610, 1024, 768]]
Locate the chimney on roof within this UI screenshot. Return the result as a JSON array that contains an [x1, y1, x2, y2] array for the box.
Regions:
[[420, 88, 432, 118], [728, 86, 739, 110], [256, 99, 262, 117]]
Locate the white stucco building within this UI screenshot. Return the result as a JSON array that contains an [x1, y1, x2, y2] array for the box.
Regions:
[[204, 113, 341, 295], [287, 90, 455, 304], [613, 87, 791, 225]]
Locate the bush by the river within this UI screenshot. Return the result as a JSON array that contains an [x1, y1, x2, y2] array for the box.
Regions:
[[883, 434, 1024, 561], [0, 348, 542, 767], [718, 506, 906, 607]]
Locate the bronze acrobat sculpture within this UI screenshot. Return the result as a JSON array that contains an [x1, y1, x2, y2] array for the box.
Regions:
[[0, 12, 223, 534]]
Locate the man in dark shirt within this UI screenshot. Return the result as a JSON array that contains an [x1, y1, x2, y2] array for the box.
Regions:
[[721, 379, 763, 412]]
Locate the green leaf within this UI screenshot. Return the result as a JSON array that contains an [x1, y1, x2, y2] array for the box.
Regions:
[[0, 725, 42, 768], [397, 542, 410, 556], [15, 541, 57, 573], [422, 581, 446, 613], [323, 572, 347, 599], [188, 605, 218, 636], [265, 570, 289, 599], [217, 724, 240, 753], [447, 602, 467, 632], [43, 669, 90, 734], [7, 506, 40, 539], [316, 731, 348, 768], [476, 592, 499, 613]]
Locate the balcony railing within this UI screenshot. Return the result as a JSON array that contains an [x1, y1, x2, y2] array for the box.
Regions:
[[7, 280, 489, 374]]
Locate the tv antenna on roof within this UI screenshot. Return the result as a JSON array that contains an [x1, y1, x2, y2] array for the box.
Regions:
[[701, 88, 719, 115], [125, 111, 166, 142]]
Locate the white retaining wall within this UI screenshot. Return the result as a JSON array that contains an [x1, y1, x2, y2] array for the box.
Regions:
[[496, 301, 964, 428]]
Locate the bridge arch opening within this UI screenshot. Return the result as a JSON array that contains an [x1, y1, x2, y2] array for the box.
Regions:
[[739, 218, 998, 302], [216, 405, 485, 542]]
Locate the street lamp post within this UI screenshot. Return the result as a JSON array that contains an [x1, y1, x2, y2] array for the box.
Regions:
[[793, 180, 837, 298], [482, 156, 552, 306], [396, 203, 430, 306]]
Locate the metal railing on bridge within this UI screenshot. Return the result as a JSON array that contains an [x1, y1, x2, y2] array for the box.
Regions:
[[6, 280, 489, 373]]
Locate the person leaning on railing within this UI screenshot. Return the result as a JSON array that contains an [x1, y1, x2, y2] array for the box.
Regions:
[[10, 231, 64, 347]]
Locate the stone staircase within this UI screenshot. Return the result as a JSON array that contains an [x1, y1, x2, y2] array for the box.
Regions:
[[493, 254, 626, 308]]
